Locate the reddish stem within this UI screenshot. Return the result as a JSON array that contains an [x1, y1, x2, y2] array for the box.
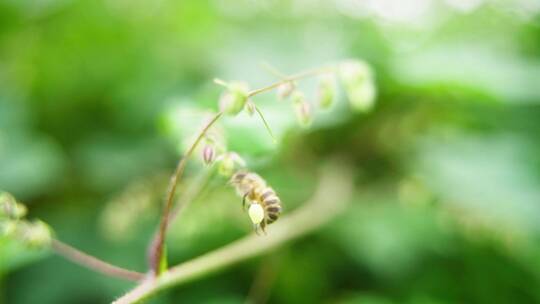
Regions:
[[148, 111, 223, 275], [52, 239, 144, 281]]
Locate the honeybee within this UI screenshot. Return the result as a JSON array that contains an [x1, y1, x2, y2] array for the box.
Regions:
[[230, 171, 282, 234]]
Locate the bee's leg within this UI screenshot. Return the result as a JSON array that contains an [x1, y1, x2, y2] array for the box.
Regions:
[[253, 224, 260, 236], [242, 193, 248, 211], [260, 221, 267, 235]]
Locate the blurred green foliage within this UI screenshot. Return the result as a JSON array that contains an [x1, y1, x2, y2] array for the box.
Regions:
[[1, 0, 540, 303]]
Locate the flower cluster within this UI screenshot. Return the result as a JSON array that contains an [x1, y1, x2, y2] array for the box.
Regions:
[[217, 59, 377, 128], [204, 59, 377, 231], [0, 192, 52, 248]]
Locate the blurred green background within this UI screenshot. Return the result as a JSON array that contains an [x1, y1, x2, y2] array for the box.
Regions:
[[1, 0, 540, 303]]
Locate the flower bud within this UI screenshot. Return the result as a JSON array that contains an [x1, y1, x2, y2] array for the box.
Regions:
[[219, 81, 250, 116], [0, 192, 27, 220], [215, 152, 246, 177], [317, 74, 337, 109], [18, 220, 52, 248], [292, 91, 312, 128], [0, 220, 17, 237], [340, 59, 376, 112], [245, 101, 256, 116], [277, 81, 295, 100], [202, 144, 215, 165]]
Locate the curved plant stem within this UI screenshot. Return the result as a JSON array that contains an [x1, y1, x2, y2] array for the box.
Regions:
[[148, 63, 339, 276], [149, 112, 223, 275], [247, 65, 337, 97], [115, 162, 353, 304], [260, 61, 288, 79], [147, 149, 213, 277], [51, 239, 144, 282]]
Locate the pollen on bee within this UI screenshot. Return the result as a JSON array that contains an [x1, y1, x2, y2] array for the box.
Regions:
[[248, 203, 265, 225]]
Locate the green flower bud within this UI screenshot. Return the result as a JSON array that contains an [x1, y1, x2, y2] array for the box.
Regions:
[[292, 91, 312, 128], [0, 220, 17, 237], [245, 101, 256, 116], [18, 220, 52, 248], [219, 81, 250, 115], [347, 80, 376, 112], [317, 74, 337, 109], [0, 192, 27, 220], [340, 59, 376, 112], [215, 152, 246, 177]]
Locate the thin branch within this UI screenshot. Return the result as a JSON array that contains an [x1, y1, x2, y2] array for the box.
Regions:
[[115, 161, 353, 304], [247, 65, 337, 97], [149, 112, 223, 275], [147, 159, 213, 278], [259, 61, 288, 79], [51, 239, 145, 282]]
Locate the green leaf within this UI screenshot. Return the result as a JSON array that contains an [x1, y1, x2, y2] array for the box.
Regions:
[[0, 236, 49, 276]]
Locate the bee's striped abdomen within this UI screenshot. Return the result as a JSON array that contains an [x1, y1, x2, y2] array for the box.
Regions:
[[261, 187, 282, 224]]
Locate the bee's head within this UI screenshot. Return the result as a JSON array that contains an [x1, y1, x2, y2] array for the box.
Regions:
[[230, 171, 247, 184]]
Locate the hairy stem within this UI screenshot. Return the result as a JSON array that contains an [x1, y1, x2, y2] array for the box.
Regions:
[[149, 112, 224, 275], [51, 239, 144, 282], [148, 168, 213, 264], [247, 65, 336, 97], [116, 161, 353, 304]]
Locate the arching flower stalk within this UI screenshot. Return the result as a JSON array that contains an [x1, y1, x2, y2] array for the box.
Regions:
[[166, 58, 377, 241]]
